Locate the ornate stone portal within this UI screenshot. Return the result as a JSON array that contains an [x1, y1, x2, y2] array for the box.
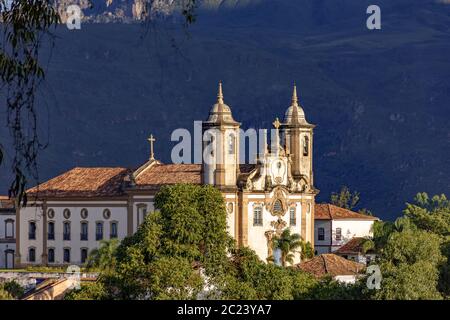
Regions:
[[264, 217, 288, 262]]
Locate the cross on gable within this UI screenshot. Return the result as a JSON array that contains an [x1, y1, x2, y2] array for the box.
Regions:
[[147, 134, 156, 160]]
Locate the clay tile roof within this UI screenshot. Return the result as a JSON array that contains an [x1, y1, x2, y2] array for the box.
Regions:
[[134, 163, 202, 189], [27, 167, 131, 198], [334, 237, 370, 255], [297, 254, 365, 278], [0, 196, 14, 209], [315, 203, 378, 220]]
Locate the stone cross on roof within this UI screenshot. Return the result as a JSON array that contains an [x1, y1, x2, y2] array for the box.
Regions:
[[148, 134, 156, 161]]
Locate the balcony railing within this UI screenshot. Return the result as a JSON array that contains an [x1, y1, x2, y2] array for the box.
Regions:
[[63, 233, 71, 241]]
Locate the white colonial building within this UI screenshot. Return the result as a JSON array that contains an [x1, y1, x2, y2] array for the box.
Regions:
[[314, 203, 378, 255], [11, 83, 377, 268], [0, 197, 16, 269]]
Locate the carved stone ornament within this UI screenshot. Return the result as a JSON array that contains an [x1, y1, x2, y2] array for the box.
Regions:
[[265, 230, 275, 259], [270, 218, 287, 236]]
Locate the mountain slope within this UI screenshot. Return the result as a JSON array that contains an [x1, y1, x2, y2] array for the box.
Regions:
[[0, 0, 449, 220]]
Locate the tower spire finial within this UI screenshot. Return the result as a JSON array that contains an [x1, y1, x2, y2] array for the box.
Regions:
[[292, 82, 298, 107], [217, 81, 224, 104]]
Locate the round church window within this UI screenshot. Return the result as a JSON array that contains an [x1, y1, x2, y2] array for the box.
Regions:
[[47, 209, 55, 219], [63, 209, 71, 219], [80, 208, 88, 219], [103, 209, 111, 220]]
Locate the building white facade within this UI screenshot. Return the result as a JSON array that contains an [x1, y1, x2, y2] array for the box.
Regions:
[[0, 197, 16, 269], [11, 84, 378, 268], [314, 203, 378, 255]]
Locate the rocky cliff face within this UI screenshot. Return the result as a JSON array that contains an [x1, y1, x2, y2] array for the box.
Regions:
[[55, 0, 263, 22]]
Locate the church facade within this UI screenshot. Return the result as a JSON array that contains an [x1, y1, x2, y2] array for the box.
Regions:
[[16, 83, 318, 267]]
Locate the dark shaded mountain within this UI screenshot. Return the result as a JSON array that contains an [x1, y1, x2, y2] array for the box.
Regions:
[[1, 0, 449, 220]]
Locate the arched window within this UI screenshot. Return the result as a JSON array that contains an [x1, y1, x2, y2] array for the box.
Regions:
[[28, 247, 36, 262], [63, 221, 71, 241], [96, 222, 104, 241], [28, 221, 36, 240], [63, 248, 71, 263], [253, 207, 263, 226], [228, 133, 235, 155], [273, 200, 283, 213], [289, 207, 296, 226], [48, 221, 55, 240], [48, 248, 55, 263], [303, 136, 309, 156]]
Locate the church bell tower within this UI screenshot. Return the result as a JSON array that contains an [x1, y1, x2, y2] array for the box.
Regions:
[[281, 85, 315, 188], [202, 82, 241, 189]]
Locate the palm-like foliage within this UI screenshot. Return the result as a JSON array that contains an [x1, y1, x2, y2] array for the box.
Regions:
[[86, 239, 119, 272], [272, 229, 304, 267]]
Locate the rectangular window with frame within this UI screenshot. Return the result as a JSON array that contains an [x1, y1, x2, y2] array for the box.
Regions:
[[48, 222, 55, 240], [28, 221, 36, 240], [63, 248, 70, 263], [63, 222, 71, 241], [96, 222, 103, 241], [253, 207, 263, 226], [289, 207, 296, 226], [110, 222, 118, 239], [335, 228, 342, 241], [80, 222, 88, 241], [318, 227, 325, 241]]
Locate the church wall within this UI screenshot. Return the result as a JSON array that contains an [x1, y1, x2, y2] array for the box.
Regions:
[[130, 197, 155, 232], [224, 195, 237, 239], [20, 202, 128, 266], [246, 197, 304, 265], [314, 220, 332, 254], [19, 205, 45, 265], [0, 212, 16, 268]]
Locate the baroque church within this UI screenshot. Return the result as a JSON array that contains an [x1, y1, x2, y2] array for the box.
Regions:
[[14, 83, 321, 267]]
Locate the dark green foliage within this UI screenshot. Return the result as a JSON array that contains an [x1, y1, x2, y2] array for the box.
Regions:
[[64, 281, 108, 300], [0, 281, 24, 300], [330, 186, 360, 210], [370, 192, 450, 299]]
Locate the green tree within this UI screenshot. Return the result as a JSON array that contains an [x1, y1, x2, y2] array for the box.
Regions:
[[272, 229, 302, 266], [64, 281, 107, 300], [330, 186, 360, 210], [86, 239, 120, 272], [84, 184, 231, 300], [374, 228, 444, 299]]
